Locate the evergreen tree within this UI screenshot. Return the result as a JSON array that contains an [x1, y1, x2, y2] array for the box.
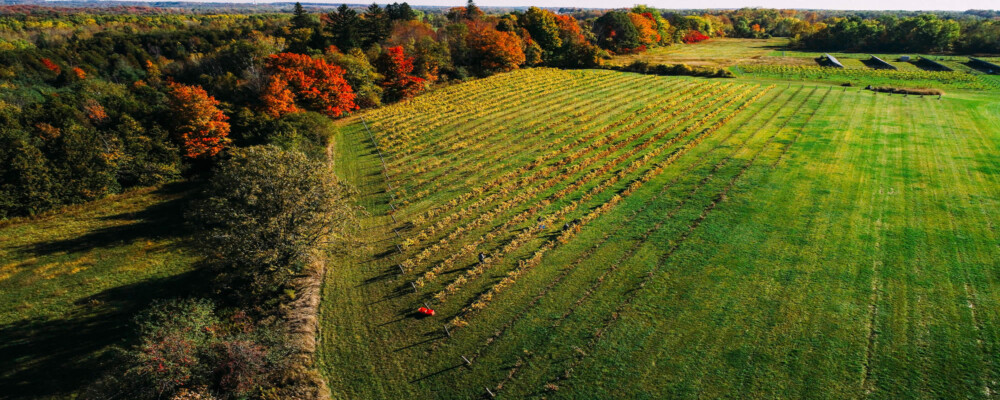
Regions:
[[327, 4, 363, 50], [291, 2, 312, 31]]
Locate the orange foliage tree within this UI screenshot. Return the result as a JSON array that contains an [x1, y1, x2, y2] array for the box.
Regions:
[[263, 53, 358, 118], [629, 12, 658, 47], [260, 76, 301, 118], [167, 82, 231, 159], [40, 58, 60, 75], [554, 15, 586, 43], [376, 46, 425, 102], [466, 22, 525, 73]]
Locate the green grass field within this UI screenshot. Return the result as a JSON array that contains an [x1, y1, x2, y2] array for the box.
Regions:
[[321, 68, 1000, 399], [0, 184, 202, 399], [609, 37, 804, 68]]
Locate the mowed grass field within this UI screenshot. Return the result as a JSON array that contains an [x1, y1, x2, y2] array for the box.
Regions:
[[0, 184, 202, 399], [321, 68, 1000, 399], [608, 37, 810, 68]]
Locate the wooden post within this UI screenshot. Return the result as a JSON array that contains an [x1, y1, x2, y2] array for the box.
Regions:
[[391, 214, 397, 223], [485, 387, 496, 398], [410, 282, 418, 293], [462, 356, 472, 366], [443, 325, 452, 338], [398, 264, 405, 274], [396, 244, 403, 253]]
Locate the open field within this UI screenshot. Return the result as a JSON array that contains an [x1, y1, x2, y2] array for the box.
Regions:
[[608, 37, 812, 68], [0, 184, 202, 399], [319, 68, 1000, 398]]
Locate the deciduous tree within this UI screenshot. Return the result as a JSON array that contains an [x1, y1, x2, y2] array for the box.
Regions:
[[166, 82, 231, 159]]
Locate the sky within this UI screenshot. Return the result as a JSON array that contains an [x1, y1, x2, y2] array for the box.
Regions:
[[388, 0, 996, 11]]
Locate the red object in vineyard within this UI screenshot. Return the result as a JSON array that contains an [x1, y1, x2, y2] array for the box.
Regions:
[[417, 307, 435, 316], [682, 30, 710, 44]]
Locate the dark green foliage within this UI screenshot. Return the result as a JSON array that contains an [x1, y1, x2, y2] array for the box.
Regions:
[[232, 109, 338, 160], [799, 14, 961, 52], [593, 11, 642, 54], [0, 81, 180, 218], [386, 2, 417, 21], [187, 145, 356, 299], [522, 7, 562, 52], [615, 60, 734, 78], [327, 5, 363, 51]]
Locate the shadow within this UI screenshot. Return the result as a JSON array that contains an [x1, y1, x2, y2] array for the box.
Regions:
[[18, 183, 195, 257], [910, 59, 952, 72], [372, 248, 397, 260], [394, 336, 442, 352], [359, 268, 399, 286], [859, 58, 894, 70], [0, 268, 208, 399], [409, 363, 465, 383], [964, 60, 999, 75]]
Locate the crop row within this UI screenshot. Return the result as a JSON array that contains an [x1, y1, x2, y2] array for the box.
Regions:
[[399, 83, 734, 274], [399, 82, 722, 254], [446, 86, 797, 372], [528, 87, 834, 396], [387, 77, 684, 207], [446, 85, 775, 329], [376, 71, 621, 155], [426, 84, 764, 308]]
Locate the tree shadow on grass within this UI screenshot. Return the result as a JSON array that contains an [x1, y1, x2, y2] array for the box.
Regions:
[[16, 182, 196, 257], [0, 267, 212, 399]]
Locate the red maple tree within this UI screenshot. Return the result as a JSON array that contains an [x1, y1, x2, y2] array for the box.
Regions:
[[376, 46, 425, 102], [683, 30, 710, 44], [40, 58, 60, 74], [263, 53, 358, 118], [167, 82, 231, 159]]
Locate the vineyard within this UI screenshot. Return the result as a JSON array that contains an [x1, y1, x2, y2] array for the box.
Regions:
[[320, 68, 1000, 399]]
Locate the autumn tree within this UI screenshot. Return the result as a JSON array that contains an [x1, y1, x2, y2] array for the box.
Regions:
[[629, 12, 658, 49], [260, 76, 300, 118], [466, 22, 525, 74], [376, 46, 425, 102], [325, 47, 383, 108], [167, 82, 231, 159], [263, 52, 358, 118]]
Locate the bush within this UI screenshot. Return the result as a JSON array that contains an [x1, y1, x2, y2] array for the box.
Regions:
[[86, 299, 293, 400], [615, 61, 734, 78], [187, 145, 357, 298], [865, 85, 944, 95]]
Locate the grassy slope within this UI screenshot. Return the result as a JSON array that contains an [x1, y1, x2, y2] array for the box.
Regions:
[[608, 37, 806, 68], [0, 184, 201, 399], [322, 68, 1000, 399]]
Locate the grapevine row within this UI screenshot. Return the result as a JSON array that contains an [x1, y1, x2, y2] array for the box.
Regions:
[[428, 84, 767, 305]]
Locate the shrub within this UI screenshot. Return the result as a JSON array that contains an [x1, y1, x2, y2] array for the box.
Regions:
[[187, 145, 357, 298], [86, 299, 294, 400]]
